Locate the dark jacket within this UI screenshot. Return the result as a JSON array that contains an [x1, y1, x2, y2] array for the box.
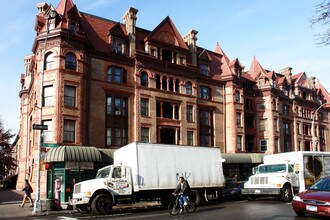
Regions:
[[174, 180, 191, 195], [22, 183, 32, 195]]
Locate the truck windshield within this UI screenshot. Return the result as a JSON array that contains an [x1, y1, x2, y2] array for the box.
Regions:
[[96, 167, 111, 179], [258, 164, 287, 174]]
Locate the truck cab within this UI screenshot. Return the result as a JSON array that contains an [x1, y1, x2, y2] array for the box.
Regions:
[[71, 165, 132, 215], [242, 163, 298, 202]]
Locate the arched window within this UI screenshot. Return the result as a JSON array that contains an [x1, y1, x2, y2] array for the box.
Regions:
[[235, 90, 240, 102], [175, 79, 180, 92], [140, 72, 148, 87], [169, 77, 174, 91], [65, 53, 76, 71], [162, 76, 167, 90], [186, 81, 192, 95], [44, 52, 54, 70], [156, 74, 161, 89]]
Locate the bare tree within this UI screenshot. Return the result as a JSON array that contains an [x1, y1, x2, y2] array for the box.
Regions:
[[310, 0, 330, 45]]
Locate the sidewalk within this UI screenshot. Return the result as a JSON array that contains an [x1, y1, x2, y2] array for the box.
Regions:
[[0, 187, 161, 218]]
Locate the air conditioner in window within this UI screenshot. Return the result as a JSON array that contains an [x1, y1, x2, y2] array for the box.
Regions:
[[115, 111, 121, 115]]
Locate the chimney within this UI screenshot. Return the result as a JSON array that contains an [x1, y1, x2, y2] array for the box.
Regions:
[[183, 29, 198, 66], [122, 7, 138, 57], [36, 2, 48, 16]]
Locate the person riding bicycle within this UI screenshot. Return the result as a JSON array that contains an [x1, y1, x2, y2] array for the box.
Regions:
[[173, 176, 191, 212]]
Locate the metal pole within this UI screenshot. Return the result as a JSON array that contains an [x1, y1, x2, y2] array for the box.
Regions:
[[312, 102, 327, 152], [33, 12, 54, 213]]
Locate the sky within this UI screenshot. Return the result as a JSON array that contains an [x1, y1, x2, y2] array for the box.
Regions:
[[0, 0, 329, 135]]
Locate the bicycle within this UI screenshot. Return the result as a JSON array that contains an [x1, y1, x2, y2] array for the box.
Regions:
[[168, 193, 196, 216]]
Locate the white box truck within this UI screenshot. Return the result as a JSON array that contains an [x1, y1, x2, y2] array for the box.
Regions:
[[71, 142, 225, 214], [242, 151, 330, 202]]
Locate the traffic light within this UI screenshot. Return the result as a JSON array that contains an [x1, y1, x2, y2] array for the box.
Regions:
[[45, 162, 52, 170]]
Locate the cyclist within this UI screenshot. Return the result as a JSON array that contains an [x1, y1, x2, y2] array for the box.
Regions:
[[173, 176, 191, 213]]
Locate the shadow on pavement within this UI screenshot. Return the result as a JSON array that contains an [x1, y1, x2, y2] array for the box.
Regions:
[[0, 187, 23, 204]]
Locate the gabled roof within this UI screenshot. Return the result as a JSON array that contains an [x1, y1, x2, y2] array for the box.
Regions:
[[229, 58, 244, 70], [315, 81, 330, 103], [109, 22, 127, 37], [247, 56, 268, 79], [276, 76, 289, 86], [144, 16, 188, 50], [215, 42, 230, 64], [292, 72, 306, 86], [56, 0, 75, 17], [198, 49, 212, 61]]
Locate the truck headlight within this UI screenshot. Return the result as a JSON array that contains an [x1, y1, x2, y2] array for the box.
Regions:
[[293, 195, 302, 202]]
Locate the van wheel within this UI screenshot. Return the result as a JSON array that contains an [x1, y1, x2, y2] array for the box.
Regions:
[[190, 190, 201, 206], [91, 194, 112, 215], [281, 185, 293, 202]]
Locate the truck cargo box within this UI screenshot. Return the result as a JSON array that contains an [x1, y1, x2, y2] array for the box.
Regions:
[[114, 142, 225, 192]]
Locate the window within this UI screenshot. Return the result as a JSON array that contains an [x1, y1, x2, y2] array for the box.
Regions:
[[260, 139, 268, 152], [43, 86, 53, 107], [141, 127, 149, 143], [258, 104, 266, 110], [297, 123, 301, 135], [275, 138, 279, 153], [236, 112, 242, 128], [44, 53, 54, 70], [106, 128, 112, 146], [235, 91, 240, 102], [107, 127, 127, 147], [107, 66, 127, 84], [64, 85, 76, 107], [186, 105, 193, 122], [65, 53, 76, 71], [111, 39, 125, 54], [259, 119, 267, 131], [200, 63, 209, 76], [63, 120, 75, 143], [236, 136, 242, 151], [272, 99, 277, 110], [186, 81, 192, 95], [140, 72, 148, 87], [42, 120, 52, 142], [140, 98, 149, 116], [284, 122, 290, 135], [283, 104, 289, 115], [199, 109, 214, 147], [187, 131, 194, 146], [106, 96, 128, 116], [199, 86, 211, 99], [69, 22, 76, 32], [274, 118, 278, 132]]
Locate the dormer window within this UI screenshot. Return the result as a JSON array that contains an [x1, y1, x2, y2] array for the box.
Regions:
[[200, 63, 209, 76], [69, 22, 76, 32], [111, 39, 125, 54]]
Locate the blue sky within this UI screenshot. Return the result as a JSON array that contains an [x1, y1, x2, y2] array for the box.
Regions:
[[0, 0, 329, 134]]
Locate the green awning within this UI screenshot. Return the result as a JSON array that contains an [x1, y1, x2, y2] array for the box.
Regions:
[[44, 146, 103, 162], [222, 153, 265, 164]]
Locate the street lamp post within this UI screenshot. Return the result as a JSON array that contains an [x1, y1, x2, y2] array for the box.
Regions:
[[312, 102, 327, 152], [33, 10, 56, 213]]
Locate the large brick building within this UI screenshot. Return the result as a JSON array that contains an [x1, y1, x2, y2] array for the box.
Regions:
[[16, 0, 330, 200]]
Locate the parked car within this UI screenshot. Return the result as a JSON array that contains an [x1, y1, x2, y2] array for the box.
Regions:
[[223, 181, 245, 200], [291, 176, 330, 217]]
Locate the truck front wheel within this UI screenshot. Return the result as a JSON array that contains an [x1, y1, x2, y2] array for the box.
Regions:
[[281, 185, 293, 202], [91, 194, 113, 215], [76, 204, 91, 213]]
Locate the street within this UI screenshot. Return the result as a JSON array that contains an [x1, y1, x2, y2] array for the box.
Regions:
[[18, 199, 329, 220]]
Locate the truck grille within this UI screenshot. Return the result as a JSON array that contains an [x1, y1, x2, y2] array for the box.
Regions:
[[251, 177, 268, 185], [74, 184, 81, 193]]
